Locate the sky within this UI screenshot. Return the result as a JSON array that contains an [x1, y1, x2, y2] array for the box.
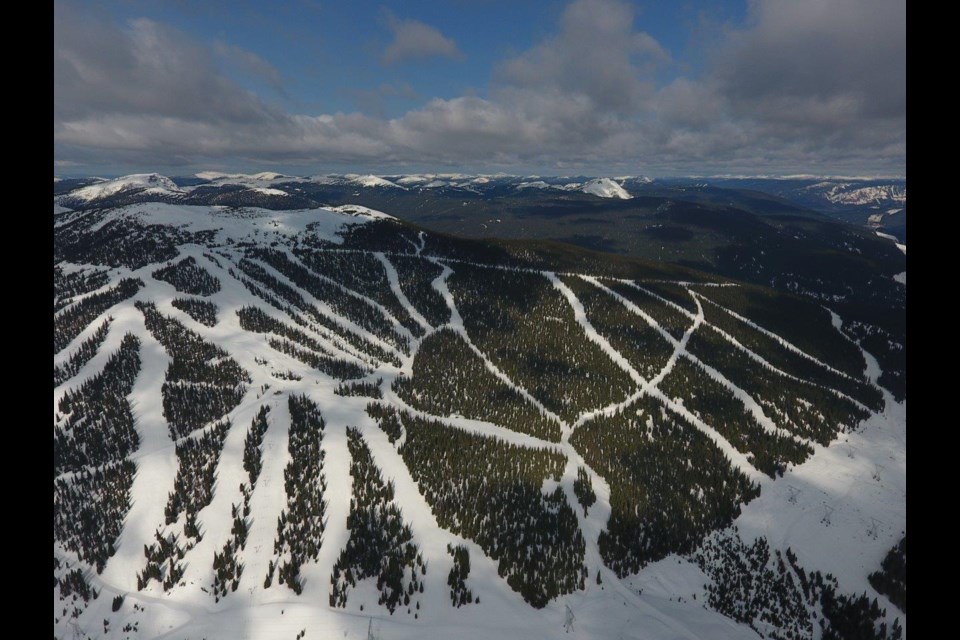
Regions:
[[54, 0, 905, 178]]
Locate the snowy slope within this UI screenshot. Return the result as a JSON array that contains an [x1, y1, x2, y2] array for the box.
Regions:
[[66, 173, 184, 202], [344, 174, 406, 189], [54, 198, 905, 640], [823, 184, 906, 206], [582, 178, 632, 199]]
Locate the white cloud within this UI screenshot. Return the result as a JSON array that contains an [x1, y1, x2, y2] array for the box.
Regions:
[[498, 0, 668, 114], [54, 0, 905, 175], [381, 12, 463, 65]]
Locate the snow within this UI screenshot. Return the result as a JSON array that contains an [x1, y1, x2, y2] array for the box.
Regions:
[[824, 184, 906, 205], [85, 202, 391, 246], [395, 175, 432, 185], [344, 174, 406, 189], [582, 178, 632, 199], [97, 309, 178, 593], [249, 186, 289, 197], [66, 173, 184, 202], [308, 175, 344, 185], [376, 253, 432, 333], [693, 292, 855, 380], [328, 204, 397, 221], [731, 311, 906, 634], [893, 272, 906, 285], [54, 203, 906, 640], [516, 181, 552, 190], [875, 231, 906, 254], [549, 273, 763, 483]]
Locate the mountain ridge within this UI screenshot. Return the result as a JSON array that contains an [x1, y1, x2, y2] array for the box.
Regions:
[[54, 197, 905, 640]]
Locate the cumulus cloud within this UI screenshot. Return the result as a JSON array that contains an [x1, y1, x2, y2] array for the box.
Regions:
[[54, 6, 279, 126], [381, 11, 463, 65], [53, 0, 905, 175], [498, 0, 668, 114]]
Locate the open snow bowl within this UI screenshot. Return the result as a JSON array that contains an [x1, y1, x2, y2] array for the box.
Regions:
[[54, 199, 905, 640]]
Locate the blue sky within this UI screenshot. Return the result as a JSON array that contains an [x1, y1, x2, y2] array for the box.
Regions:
[[54, 0, 904, 177], [97, 1, 743, 116]]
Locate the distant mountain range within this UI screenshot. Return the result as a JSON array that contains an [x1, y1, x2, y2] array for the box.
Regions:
[[54, 172, 906, 241]]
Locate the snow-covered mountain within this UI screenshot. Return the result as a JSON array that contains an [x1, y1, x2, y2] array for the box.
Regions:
[[54, 173, 661, 210], [54, 192, 905, 640], [814, 183, 906, 206], [342, 174, 406, 189], [66, 173, 184, 203], [581, 177, 632, 199]]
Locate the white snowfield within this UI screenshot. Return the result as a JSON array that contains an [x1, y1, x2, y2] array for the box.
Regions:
[[343, 174, 407, 190], [53, 203, 905, 640], [58, 172, 657, 208], [582, 177, 632, 199], [875, 231, 907, 255], [824, 184, 906, 206], [67, 173, 184, 202]]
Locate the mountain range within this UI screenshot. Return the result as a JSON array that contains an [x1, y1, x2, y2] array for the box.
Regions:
[[53, 176, 905, 640]]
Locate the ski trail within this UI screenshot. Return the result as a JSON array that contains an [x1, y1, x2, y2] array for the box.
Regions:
[[550, 273, 764, 484], [100, 309, 178, 592], [402, 235, 420, 255], [376, 252, 432, 333], [679, 294, 810, 445], [53, 277, 126, 318], [586, 278, 689, 354], [379, 388, 564, 452], [175, 392, 267, 601], [547, 273, 647, 388], [693, 290, 856, 380], [240, 394, 292, 599], [283, 250, 416, 345], [583, 278, 811, 446], [53, 316, 113, 369], [247, 256, 405, 365], [825, 307, 888, 404], [430, 261, 463, 328], [53, 319, 122, 417], [592, 277, 869, 413], [430, 259, 567, 433], [568, 278, 703, 429], [195, 250, 369, 368], [625, 280, 699, 320], [357, 407, 544, 622], [296, 400, 352, 605], [53, 290, 139, 359], [557, 446, 612, 589], [572, 389, 647, 429], [401, 230, 427, 257], [646, 385, 765, 484]]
